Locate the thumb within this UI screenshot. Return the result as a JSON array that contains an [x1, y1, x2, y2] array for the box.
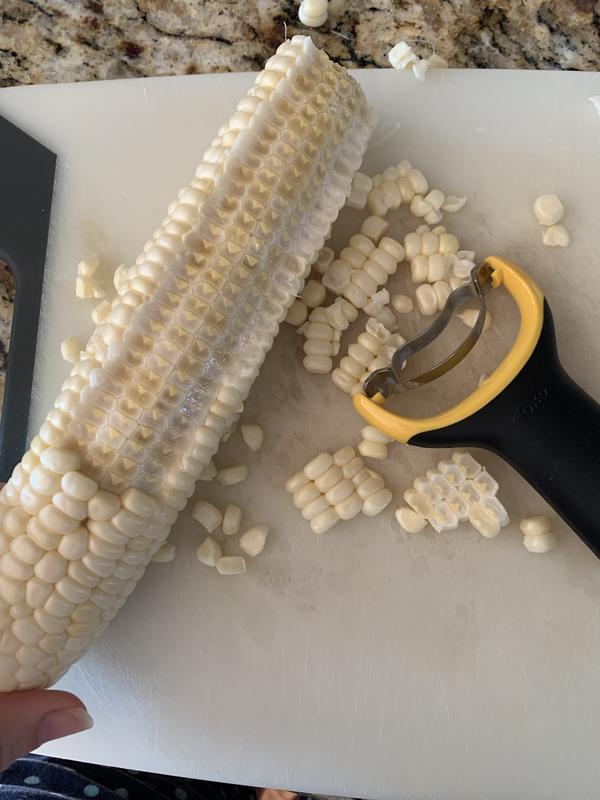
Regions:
[[0, 690, 93, 770]]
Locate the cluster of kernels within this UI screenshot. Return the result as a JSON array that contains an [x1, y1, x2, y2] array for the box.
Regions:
[[347, 171, 374, 210], [519, 515, 557, 554], [192, 498, 268, 572], [322, 218, 405, 310], [533, 194, 570, 248], [367, 161, 427, 218], [75, 254, 105, 300], [367, 161, 465, 224], [358, 425, 393, 461], [387, 42, 449, 81], [403, 224, 463, 315], [286, 447, 391, 532], [396, 451, 508, 537], [0, 445, 169, 690], [331, 317, 404, 396], [0, 36, 374, 689], [300, 308, 342, 374]]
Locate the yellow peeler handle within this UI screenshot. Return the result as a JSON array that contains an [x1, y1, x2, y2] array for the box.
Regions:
[[353, 257, 545, 443]]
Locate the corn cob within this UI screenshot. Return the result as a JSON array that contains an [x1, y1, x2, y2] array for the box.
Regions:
[[0, 35, 374, 691]]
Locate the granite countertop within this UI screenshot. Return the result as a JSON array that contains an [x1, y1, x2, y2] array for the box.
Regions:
[[1, 0, 600, 87]]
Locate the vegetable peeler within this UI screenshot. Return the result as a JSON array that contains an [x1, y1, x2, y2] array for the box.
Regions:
[[355, 256, 600, 559]]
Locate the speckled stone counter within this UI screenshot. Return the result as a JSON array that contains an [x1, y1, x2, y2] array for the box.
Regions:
[[1, 0, 600, 87]]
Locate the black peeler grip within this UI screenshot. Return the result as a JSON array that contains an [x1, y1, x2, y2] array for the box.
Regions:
[[412, 300, 600, 558]]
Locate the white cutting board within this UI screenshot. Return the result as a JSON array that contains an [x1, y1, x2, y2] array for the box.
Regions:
[[3, 66, 600, 800]]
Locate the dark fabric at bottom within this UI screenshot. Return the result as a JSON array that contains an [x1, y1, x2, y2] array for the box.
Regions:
[[0, 755, 258, 800]]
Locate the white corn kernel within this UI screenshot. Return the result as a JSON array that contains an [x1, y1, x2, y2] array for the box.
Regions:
[[152, 544, 176, 563], [357, 475, 385, 500], [293, 484, 321, 510], [40, 448, 81, 476], [52, 492, 87, 521], [342, 456, 365, 480], [361, 215, 389, 243], [75, 277, 93, 299], [420, 232, 437, 256], [361, 425, 392, 444], [61, 472, 98, 502], [349, 234, 375, 258], [358, 440, 388, 460], [404, 233, 422, 260], [542, 224, 570, 247], [438, 233, 460, 254], [341, 247, 367, 271], [303, 452, 333, 481], [77, 254, 99, 278], [314, 465, 343, 493], [343, 283, 368, 309], [192, 501, 222, 532], [240, 525, 269, 557], [60, 337, 82, 365], [285, 299, 309, 327], [346, 189, 367, 209], [388, 41, 418, 70], [310, 508, 339, 534], [395, 507, 427, 534], [411, 255, 429, 284], [87, 490, 121, 521], [427, 253, 447, 282], [442, 195, 467, 213], [533, 194, 564, 226], [433, 280, 452, 310], [325, 478, 354, 506], [377, 236, 406, 263], [333, 446, 355, 467], [523, 531, 557, 554], [415, 284, 438, 316], [335, 492, 362, 520], [303, 354, 333, 374], [314, 247, 334, 275], [308, 306, 330, 325], [519, 515, 552, 537], [217, 465, 247, 486], [391, 294, 413, 314], [222, 504, 242, 537], [121, 488, 157, 519], [216, 556, 246, 575], [302, 495, 330, 521], [457, 308, 492, 332], [196, 537, 222, 567], [362, 488, 392, 516], [407, 168, 428, 195], [285, 470, 310, 494], [301, 279, 327, 309], [241, 424, 263, 452]]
